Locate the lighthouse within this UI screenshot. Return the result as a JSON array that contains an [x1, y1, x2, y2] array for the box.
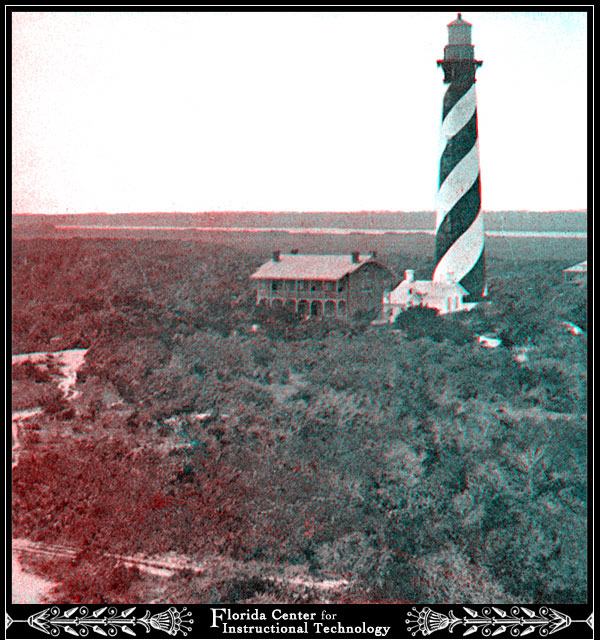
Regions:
[[384, 13, 486, 321], [432, 14, 485, 300]]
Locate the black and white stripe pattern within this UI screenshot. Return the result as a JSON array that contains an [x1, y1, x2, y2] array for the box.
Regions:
[[433, 76, 485, 300]]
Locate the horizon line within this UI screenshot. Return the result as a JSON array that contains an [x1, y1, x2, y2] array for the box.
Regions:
[[12, 209, 588, 216]]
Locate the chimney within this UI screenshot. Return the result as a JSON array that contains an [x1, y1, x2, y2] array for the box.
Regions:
[[272, 250, 281, 262], [405, 269, 414, 282], [351, 251, 360, 264], [370, 250, 377, 259], [291, 248, 299, 255]]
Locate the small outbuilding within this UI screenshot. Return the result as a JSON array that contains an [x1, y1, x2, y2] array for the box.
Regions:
[[563, 260, 587, 284], [383, 270, 469, 322]]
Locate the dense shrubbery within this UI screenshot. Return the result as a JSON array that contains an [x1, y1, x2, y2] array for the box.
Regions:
[[12, 239, 587, 603], [394, 307, 473, 344], [13, 436, 256, 558]]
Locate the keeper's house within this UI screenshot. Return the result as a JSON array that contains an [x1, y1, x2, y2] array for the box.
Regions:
[[563, 260, 587, 285], [250, 251, 393, 320]]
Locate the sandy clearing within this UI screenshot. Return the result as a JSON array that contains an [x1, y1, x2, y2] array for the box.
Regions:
[[12, 408, 42, 469], [14, 539, 350, 593], [12, 349, 88, 399], [12, 556, 56, 604], [12, 349, 88, 602]]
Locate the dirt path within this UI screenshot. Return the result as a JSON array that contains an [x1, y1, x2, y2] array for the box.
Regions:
[[12, 408, 42, 470], [12, 349, 88, 602], [12, 348, 88, 399], [12, 349, 88, 469], [13, 539, 349, 593]]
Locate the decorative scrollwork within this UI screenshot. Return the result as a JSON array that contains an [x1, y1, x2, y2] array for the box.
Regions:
[[20, 606, 193, 637], [406, 606, 574, 637]]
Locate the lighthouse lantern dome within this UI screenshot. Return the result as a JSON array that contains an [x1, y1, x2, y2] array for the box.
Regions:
[[448, 13, 472, 45], [443, 13, 475, 62]]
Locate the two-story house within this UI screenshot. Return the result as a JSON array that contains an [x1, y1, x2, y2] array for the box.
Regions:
[[250, 251, 393, 320]]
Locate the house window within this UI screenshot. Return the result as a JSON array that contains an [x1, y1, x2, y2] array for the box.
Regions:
[[324, 281, 336, 293], [285, 280, 296, 292], [310, 280, 323, 292], [271, 279, 283, 292], [337, 279, 345, 292], [298, 280, 310, 292]]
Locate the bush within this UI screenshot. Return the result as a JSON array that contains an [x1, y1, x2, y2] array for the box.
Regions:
[[416, 545, 514, 603], [39, 388, 69, 415], [51, 557, 142, 604], [394, 307, 473, 344], [12, 360, 51, 383]]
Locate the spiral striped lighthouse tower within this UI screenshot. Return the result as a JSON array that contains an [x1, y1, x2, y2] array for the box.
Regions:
[[433, 14, 485, 300]]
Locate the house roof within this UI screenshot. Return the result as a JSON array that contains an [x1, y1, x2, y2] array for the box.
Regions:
[[250, 254, 387, 280], [563, 260, 587, 273], [388, 280, 468, 304]]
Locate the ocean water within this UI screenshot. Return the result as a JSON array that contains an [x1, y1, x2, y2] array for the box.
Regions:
[[55, 225, 587, 239]]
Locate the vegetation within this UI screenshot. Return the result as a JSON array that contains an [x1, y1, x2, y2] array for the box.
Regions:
[[12, 238, 587, 604]]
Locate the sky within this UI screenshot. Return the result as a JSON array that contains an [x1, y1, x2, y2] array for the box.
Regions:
[[12, 10, 588, 214]]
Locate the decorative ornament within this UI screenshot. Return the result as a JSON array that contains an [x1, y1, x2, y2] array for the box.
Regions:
[[148, 607, 192, 636], [7, 606, 193, 637], [405, 606, 588, 637]]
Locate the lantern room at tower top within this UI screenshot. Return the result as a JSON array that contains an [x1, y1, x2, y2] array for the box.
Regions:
[[438, 13, 482, 83], [448, 13, 472, 47]]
